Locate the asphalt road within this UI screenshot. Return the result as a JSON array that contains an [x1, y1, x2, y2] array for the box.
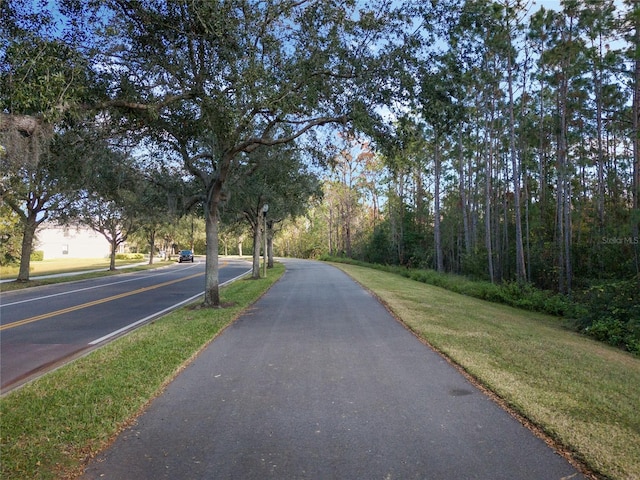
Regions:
[[82, 259, 585, 480], [0, 257, 251, 393]]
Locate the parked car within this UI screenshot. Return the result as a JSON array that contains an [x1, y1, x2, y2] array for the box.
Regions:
[[178, 250, 194, 263]]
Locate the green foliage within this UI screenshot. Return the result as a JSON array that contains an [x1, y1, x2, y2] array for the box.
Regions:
[[1, 253, 17, 267], [3, 41, 85, 120], [114, 253, 144, 261], [574, 278, 640, 354], [29, 250, 43, 261], [328, 256, 574, 316], [2, 0, 637, 322], [0, 204, 21, 266], [362, 224, 393, 264]]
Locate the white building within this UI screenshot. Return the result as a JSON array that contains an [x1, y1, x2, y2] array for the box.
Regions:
[[36, 223, 113, 259]]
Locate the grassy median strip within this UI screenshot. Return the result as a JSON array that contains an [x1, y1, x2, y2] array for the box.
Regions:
[[333, 262, 640, 480], [0, 263, 284, 480]]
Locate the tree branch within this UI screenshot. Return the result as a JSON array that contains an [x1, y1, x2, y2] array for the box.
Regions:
[[233, 114, 350, 156], [100, 91, 196, 113]]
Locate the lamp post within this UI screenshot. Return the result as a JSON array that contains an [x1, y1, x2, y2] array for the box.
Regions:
[[262, 204, 269, 278]]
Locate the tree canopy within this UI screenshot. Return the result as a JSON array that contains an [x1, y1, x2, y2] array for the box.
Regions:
[[89, 0, 416, 305], [1, 0, 638, 348]]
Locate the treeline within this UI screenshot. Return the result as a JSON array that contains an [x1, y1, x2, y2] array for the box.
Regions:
[[2, 0, 638, 327], [278, 0, 640, 352]]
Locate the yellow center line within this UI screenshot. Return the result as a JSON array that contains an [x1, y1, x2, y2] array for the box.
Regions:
[[0, 272, 204, 332]]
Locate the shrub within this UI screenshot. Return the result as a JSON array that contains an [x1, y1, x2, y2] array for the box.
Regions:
[[575, 278, 640, 352], [30, 250, 44, 261], [1, 253, 18, 266], [586, 317, 626, 345], [114, 253, 145, 260], [541, 293, 575, 317]]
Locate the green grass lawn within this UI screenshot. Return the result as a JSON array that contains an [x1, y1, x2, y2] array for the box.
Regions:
[[0, 264, 284, 480], [333, 262, 640, 480]]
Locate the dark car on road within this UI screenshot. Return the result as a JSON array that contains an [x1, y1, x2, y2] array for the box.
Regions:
[[178, 250, 194, 263]]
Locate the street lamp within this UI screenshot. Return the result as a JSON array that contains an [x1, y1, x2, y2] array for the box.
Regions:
[[262, 204, 269, 278]]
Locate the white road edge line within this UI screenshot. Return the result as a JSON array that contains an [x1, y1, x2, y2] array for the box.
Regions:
[[88, 270, 251, 346]]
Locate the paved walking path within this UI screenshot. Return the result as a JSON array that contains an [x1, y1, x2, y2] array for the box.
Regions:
[[82, 259, 584, 479]]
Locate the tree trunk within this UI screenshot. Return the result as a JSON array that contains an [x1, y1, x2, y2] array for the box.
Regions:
[[109, 239, 118, 271], [557, 74, 569, 294], [204, 204, 221, 307], [17, 214, 38, 282], [202, 155, 235, 307], [267, 220, 274, 268], [484, 96, 495, 284], [459, 129, 471, 257], [501, 160, 510, 280], [539, 82, 547, 215], [564, 176, 572, 294], [328, 206, 334, 256], [524, 172, 531, 283], [434, 132, 444, 273], [148, 229, 156, 265], [507, 51, 527, 282], [414, 166, 424, 229], [396, 177, 405, 265], [251, 218, 261, 279], [344, 205, 352, 257], [595, 50, 605, 231], [633, 7, 640, 275]]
